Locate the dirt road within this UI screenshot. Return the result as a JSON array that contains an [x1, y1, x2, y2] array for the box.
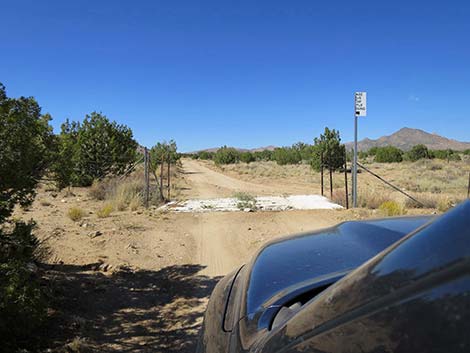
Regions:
[[30, 160, 362, 352], [180, 158, 281, 198]]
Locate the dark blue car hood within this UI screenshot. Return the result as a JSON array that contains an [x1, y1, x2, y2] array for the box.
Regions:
[[245, 216, 432, 316]]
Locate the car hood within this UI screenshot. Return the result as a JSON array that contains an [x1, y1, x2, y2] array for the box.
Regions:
[[244, 216, 433, 317]]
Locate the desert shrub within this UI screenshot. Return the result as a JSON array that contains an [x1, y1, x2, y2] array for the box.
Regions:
[[67, 207, 86, 222], [379, 200, 407, 216], [253, 150, 274, 161], [358, 151, 369, 159], [240, 152, 255, 164], [273, 147, 301, 165], [233, 192, 257, 211], [150, 140, 179, 166], [214, 146, 240, 165], [0, 83, 51, 351], [374, 146, 403, 163], [292, 142, 316, 162], [198, 151, 214, 160], [405, 144, 430, 162], [0, 222, 46, 352], [97, 204, 113, 218], [310, 128, 345, 172], [430, 149, 461, 162], [52, 113, 138, 188], [89, 179, 111, 200]]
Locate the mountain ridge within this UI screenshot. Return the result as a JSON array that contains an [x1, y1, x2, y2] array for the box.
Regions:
[[186, 128, 470, 154], [344, 127, 470, 151]]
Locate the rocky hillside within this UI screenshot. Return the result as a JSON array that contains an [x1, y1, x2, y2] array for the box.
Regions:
[[345, 127, 470, 151]]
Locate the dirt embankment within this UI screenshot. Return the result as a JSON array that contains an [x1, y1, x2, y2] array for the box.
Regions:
[[30, 159, 371, 352]]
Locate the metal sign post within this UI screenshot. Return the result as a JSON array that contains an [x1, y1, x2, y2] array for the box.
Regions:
[[353, 92, 367, 207]]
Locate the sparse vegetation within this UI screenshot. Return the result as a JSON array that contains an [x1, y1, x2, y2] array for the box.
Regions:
[[97, 204, 113, 218], [379, 200, 407, 216], [233, 192, 257, 211], [357, 189, 389, 209], [68, 207, 86, 221]]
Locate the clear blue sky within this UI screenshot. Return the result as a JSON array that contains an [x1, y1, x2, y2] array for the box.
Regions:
[[1, 0, 469, 151]]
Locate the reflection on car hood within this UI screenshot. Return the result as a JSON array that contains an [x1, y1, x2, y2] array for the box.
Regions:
[[246, 216, 432, 315]]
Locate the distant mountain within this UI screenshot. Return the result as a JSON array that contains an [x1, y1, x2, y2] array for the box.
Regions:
[[345, 127, 470, 151], [188, 145, 277, 154]]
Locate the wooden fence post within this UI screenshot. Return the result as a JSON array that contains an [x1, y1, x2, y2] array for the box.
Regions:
[[167, 155, 171, 200], [320, 151, 324, 196], [160, 156, 164, 201], [328, 148, 333, 199], [143, 147, 149, 208]]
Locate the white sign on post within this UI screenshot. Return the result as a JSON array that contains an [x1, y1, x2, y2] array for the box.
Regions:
[[355, 92, 367, 117]]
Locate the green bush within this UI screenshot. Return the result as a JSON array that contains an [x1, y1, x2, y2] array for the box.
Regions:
[[273, 147, 301, 165], [240, 152, 255, 163], [0, 83, 50, 351], [374, 146, 403, 163], [150, 139, 179, 165], [430, 149, 461, 161], [214, 146, 240, 165], [253, 150, 274, 161], [198, 151, 214, 160], [52, 113, 138, 188], [0, 223, 46, 351], [310, 127, 345, 172], [405, 144, 430, 162]]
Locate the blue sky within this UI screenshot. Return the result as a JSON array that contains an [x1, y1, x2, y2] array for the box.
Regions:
[[1, 0, 469, 151]]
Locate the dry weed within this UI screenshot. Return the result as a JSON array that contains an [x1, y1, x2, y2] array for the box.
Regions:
[[67, 207, 86, 222]]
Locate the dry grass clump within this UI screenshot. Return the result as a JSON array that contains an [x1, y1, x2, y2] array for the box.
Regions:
[[379, 200, 407, 216], [129, 194, 142, 211], [88, 179, 120, 200], [357, 188, 390, 209], [89, 176, 145, 211], [110, 180, 143, 211], [67, 207, 86, 222], [331, 189, 349, 208], [404, 192, 467, 212], [97, 204, 113, 218]]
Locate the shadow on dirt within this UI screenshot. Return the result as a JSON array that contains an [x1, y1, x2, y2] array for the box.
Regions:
[[41, 263, 221, 353]]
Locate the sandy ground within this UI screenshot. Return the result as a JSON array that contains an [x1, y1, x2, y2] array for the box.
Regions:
[[27, 159, 388, 352]]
